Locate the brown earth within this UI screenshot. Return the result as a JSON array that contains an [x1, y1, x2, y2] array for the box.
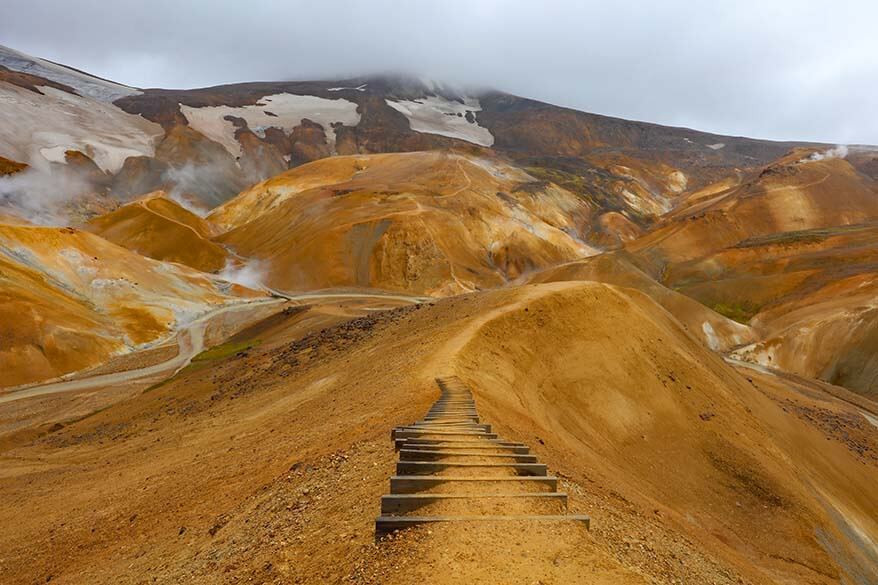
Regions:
[[619, 150, 878, 397], [629, 151, 878, 267], [106, 73, 820, 212], [0, 155, 27, 175], [0, 64, 77, 96], [1, 283, 876, 584], [211, 150, 597, 294], [3, 45, 878, 585], [525, 253, 754, 352], [85, 192, 228, 272], [0, 222, 259, 387], [108, 125, 249, 207]]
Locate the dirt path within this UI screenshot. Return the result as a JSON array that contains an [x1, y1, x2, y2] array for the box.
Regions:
[[421, 282, 579, 379], [138, 199, 208, 239], [269, 289, 430, 304], [0, 299, 283, 404], [0, 290, 429, 405]]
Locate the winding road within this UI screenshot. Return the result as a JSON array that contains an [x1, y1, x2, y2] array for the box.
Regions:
[[0, 290, 428, 405]]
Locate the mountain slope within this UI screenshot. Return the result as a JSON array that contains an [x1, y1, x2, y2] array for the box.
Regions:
[[630, 150, 878, 265], [0, 45, 140, 102], [1, 41, 878, 585], [0, 67, 161, 174], [211, 151, 597, 295], [0, 222, 259, 387], [0, 44, 827, 221], [525, 253, 754, 352], [85, 192, 228, 272], [2, 282, 875, 583], [731, 269, 878, 399], [620, 149, 878, 395]]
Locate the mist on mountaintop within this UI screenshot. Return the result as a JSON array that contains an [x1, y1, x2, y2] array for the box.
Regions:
[[0, 0, 875, 145]]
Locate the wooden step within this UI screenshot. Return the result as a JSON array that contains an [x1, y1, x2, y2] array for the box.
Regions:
[[376, 377, 590, 537], [407, 423, 491, 431], [393, 430, 498, 440], [376, 514, 590, 535], [394, 438, 524, 450], [427, 412, 478, 417], [389, 475, 559, 494], [405, 427, 492, 434], [413, 421, 482, 427], [380, 492, 567, 514], [399, 438, 526, 447], [395, 428, 495, 436], [415, 417, 480, 423], [396, 461, 548, 476], [399, 449, 538, 463], [408, 426, 489, 432], [400, 442, 530, 454]]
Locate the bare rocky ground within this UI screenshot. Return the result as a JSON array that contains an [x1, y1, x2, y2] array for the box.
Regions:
[[1, 285, 876, 584]]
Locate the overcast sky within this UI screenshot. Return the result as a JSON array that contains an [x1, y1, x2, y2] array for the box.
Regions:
[[2, 0, 876, 144]]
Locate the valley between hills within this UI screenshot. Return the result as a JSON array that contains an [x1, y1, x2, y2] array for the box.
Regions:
[[0, 43, 877, 584]]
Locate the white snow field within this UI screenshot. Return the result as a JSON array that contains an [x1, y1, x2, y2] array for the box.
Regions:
[[180, 93, 361, 158], [0, 81, 163, 172], [385, 95, 494, 146], [327, 84, 367, 92], [0, 44, 140, 102]]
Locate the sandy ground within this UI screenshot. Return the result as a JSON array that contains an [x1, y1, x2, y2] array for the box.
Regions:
[[0, 283, 876, 584], [0, 295, 416, 453]]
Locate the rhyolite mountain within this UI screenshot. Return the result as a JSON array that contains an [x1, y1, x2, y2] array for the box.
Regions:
[[3, 42, 858, 224], [3, 41, 878, 585], [2, 42, 878, 399]]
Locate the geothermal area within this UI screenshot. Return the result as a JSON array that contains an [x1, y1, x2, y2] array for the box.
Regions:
[[0, 40, 877, 584]]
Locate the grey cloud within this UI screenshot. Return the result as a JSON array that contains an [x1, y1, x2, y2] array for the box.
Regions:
[[1, 0, 876, 144]]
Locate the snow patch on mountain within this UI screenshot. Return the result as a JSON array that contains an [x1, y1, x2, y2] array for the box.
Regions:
[[327, 84, 367, 92], [385, 95, 494, 147], [180, 93, 360, 158], [0, 82, 163, 173], [0, 44, 140, 102]]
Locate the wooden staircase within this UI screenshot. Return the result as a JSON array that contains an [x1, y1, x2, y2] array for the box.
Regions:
[[375, 377, 590, 536]]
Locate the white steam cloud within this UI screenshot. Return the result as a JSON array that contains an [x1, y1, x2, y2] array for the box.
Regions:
[[803, 145, 849, 162], [161, 163, 212, 217], [0, 166, 90, 225], [217, 258, 268, 290]]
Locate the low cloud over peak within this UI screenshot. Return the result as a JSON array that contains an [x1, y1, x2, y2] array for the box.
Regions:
[[1, 0, 876, 144]]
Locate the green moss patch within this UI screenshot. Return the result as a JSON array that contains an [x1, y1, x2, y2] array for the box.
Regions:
[[145, 339, 261, 392], [711, 301, 761, 324], [191, 339, 260, 363]]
